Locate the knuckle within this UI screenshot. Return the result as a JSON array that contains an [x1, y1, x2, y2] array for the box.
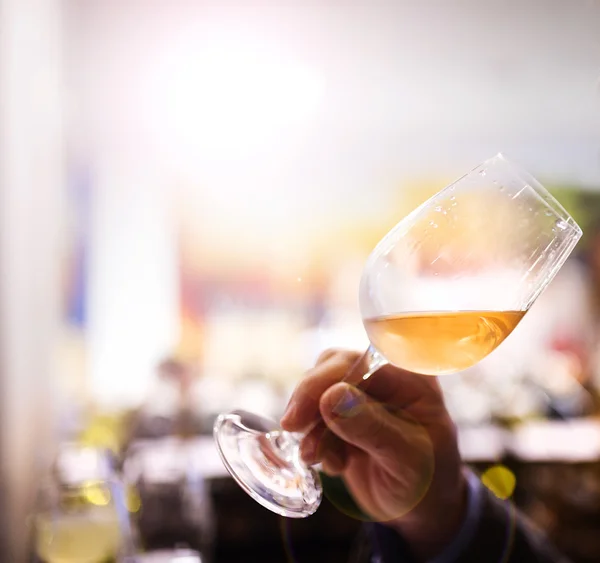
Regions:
[[315, 347, 345, 365], [333, 349, 361, 369], [328, 355, 353, 374], [308, 354, 350, 380]]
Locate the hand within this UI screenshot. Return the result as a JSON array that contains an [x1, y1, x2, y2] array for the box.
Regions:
[[280, 349, 468, 561]]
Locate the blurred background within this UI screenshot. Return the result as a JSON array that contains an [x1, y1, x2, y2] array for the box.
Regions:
[[1, 0, 600, 561]]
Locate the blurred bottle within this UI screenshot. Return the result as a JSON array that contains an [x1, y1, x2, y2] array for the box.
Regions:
[[122, 440, 214, 562]]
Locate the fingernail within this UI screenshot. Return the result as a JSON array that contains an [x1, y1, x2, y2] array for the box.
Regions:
[[332, 386, 364, 418], [284, 394, 294, 412], [280, 401, 296, 425]]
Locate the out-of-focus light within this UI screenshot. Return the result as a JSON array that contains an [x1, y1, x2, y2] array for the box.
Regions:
[[79, 416, 121, 453], [126, 487, 142, 513], [145, 32, 323, 158], [481, 464, 516, 499], [83, 482, 112, 506]]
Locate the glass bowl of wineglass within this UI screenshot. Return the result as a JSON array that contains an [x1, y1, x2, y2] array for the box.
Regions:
[[213, 153, 582, 518]]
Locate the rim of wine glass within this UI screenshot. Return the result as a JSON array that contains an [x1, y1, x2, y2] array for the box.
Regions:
[[486, 153, 582, 235], [368, 153, 582, 260], [360, 153, 583, 316]]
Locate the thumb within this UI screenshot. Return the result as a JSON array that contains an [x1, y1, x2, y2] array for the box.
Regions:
[[320, 382, 432, 471]]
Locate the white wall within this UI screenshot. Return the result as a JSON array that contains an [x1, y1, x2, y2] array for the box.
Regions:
[[67, 0, 600, 186], [0, 0, 65, 558], [87, 159, 180, 408]]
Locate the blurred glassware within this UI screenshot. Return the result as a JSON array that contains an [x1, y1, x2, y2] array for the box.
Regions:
[[32, 445, 137, 563], [122, 439, 214, 561], [135, 549, 202, 563]]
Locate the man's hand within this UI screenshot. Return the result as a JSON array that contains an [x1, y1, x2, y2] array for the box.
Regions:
[[281, 349, 468, 561]]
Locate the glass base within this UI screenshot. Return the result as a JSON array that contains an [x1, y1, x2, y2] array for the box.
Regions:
[[213, 411, 322, 518]]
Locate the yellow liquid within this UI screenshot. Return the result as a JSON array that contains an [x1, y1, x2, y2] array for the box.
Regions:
[[364, 310, 525, 376], [36, 512, 120, 563]]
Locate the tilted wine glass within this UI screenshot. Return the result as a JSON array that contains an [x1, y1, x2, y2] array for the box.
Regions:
[[213, 154, 583, 518]]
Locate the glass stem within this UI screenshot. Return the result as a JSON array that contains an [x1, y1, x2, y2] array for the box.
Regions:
[[342, 344, 388, 387], [287, 344, 388, 468]]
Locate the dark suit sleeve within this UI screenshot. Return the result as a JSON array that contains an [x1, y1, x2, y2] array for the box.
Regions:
[[359, 470, 571, 563], [453, 481, 571, 563]]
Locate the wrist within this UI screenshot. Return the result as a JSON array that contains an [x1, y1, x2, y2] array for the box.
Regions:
[[388, 467, 469, 561]]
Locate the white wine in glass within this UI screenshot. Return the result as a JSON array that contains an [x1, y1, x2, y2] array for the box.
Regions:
[[33, 446, 135, 563], [214, 154, 583, 518], [36, 511, 121, 563], [363, 310, 526, 376]]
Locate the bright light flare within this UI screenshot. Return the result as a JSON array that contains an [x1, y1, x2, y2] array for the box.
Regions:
[[144, 32, 324, 158]]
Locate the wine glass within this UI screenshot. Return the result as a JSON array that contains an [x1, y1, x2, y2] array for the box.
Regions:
[[33, 445, 137, 563], [213, 153, 583, 518]]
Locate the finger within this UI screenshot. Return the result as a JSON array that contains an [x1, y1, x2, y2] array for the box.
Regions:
[[321, 442, 352, 476], [299, 421, 327, 463], [281, 350, 364, 432], [300, 421, 346, 467], [315, 348, 346, 366], [355, 363, 445, 414], [282, 349, 445, 432], [319, 382, 434, 473], [365, 367, 447, 427], [315, 350, 443, 415], [300, 426, 349, 476]]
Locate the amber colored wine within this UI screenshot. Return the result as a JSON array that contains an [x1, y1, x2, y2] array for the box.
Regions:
[[364, 310, 526, 376]]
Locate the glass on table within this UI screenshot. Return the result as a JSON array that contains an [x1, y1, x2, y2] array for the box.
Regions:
[[33, 445, 137, 563]]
